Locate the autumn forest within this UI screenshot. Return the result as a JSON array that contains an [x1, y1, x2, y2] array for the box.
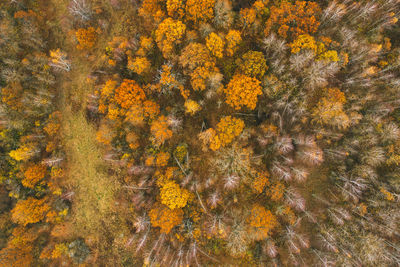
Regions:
[[0, 0, 400, 266]]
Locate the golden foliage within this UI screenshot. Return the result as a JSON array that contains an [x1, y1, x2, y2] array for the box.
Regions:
[[127, 56, 151, 75], [23, 164, 47, 189], [167, 0, 185, 18], [149, 204, 183, 233], [312, 88, 350, 129], [155, 18, 186, 56], [96, 124, 114, 145], [9, 145, 33, 162], [237, 51, 268, 78], [11, 197, 50, 226], [247, 204, 278, 240], [265, 1, 321, 39], [224, 74, 263, 110], [289, 34, 339, 62], [156, 151, 170, 167], [252, 171, 270, 193], [225, 30, 242, 56], [150, 115, 173, 146], [184, 99, 202, 115], [209, 116, 245, 151], [185, 0, 215, 24], [289, 34, 319, 54], [206, 32, 225, 58], [160, 180, 191, 209], [266, 181, 285, 201]]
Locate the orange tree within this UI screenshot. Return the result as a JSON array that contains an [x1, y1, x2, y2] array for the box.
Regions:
[[224, 74, 263, 110], [22, 164, 47, 189], [114, 79, 146, 110], [149, 204, 184, 233], [75, 27, 98, 50], [264, 1, 321, 40], [11, 197, 50, 226]]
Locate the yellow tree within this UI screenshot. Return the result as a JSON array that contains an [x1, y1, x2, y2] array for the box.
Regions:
[[247, 204, 278, 240], [209, 116, 245, 151], [225, 30, 242, 56], [237, 51, 268, 79], [185, 0, 215, 24], [206, 32, 224, 58], [155, 18, 186, 57], [127, 56, 151, 75], [179, 43, 219, 92], [160, 180, 191, 209], [312, 88, 350, 129]]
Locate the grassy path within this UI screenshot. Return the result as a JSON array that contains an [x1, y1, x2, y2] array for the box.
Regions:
[[49, 0, 123, 248]]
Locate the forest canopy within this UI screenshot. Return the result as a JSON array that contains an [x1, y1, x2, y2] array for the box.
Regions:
[[0, 0, 399, 266]]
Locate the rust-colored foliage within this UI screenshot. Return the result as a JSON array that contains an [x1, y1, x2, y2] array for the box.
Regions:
[[1, 82, 23, 110], [0, 227, 37, 267], [75, 27, 98, 50], [114, 79, 146, 110], [265, 1, 321, 39], [156, 151, 170, 167], [167, 0, 185, 18], [266, 182, 285, 201], [125, 100, 160, 125], [179, 42, 219, 92], [149, 204, 184, 233], [139, 0, 165, 22], [252, 171, 270, 194], [22, 164, 47, 189], [224, 74, 263, 110], [11, 197, 50, 226], [247, 204, 278, 240]]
